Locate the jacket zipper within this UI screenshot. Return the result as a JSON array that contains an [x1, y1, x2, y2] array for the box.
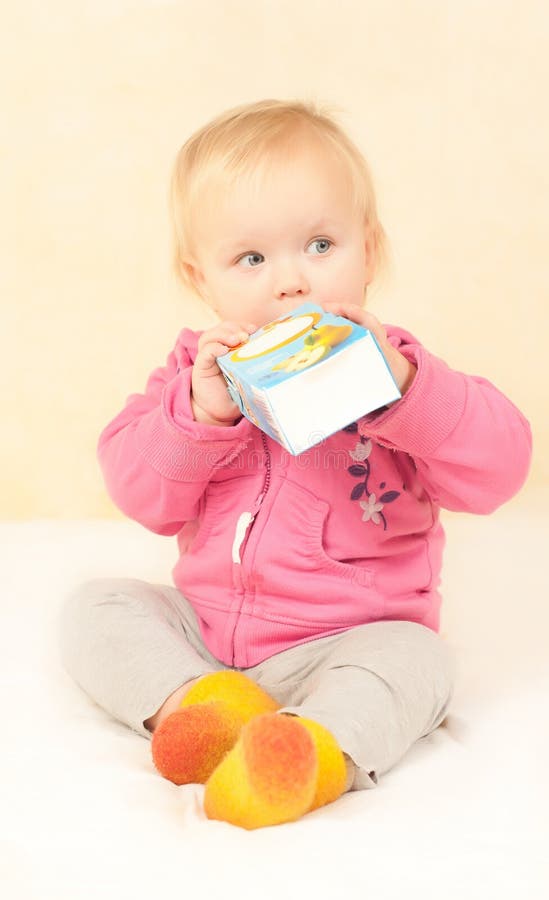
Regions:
[[231, 432, 271, 564]]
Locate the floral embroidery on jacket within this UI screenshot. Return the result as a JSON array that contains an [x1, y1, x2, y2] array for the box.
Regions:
[[343, 422, 401, 531]]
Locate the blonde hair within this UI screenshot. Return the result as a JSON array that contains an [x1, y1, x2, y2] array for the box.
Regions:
[[169, 98, 392, 298]]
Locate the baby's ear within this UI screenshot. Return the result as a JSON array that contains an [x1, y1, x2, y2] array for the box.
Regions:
[[182, 261, 220, 317], [181, 258, 207, 298]]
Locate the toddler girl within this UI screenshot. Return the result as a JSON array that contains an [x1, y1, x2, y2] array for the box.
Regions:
[[59, 99, 532, 829]]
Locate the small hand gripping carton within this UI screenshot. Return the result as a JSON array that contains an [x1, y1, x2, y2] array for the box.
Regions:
[[217, 302, 400, 455]]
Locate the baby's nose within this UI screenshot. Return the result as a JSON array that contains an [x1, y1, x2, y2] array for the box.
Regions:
[[274, 267, 310, 300]]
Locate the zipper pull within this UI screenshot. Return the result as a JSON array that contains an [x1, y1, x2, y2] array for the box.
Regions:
[[232, 511, 254, 564], [231, 493, 266, 565]]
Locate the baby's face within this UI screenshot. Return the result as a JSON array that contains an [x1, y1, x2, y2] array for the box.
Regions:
[[186, 143, 375, 329]]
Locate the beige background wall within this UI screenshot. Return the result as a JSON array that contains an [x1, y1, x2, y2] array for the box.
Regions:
[[2, 0, 547, 519]]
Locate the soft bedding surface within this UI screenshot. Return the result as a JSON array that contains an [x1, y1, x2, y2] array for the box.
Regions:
[[1, 494, 547, 899]]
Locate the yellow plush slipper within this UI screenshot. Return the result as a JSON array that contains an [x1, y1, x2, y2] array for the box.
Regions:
[[180, 670, 280, 725], [204, 712, 348, 829], [151, 671, 280, 786], [292, 716, 347, 811]]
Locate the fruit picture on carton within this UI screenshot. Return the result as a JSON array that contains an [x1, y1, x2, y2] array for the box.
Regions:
[[229, 310, 353, 373], [272, 322, 353, 372]]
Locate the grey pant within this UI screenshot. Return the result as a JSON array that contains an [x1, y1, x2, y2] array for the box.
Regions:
[[58, 578, 456, 791]]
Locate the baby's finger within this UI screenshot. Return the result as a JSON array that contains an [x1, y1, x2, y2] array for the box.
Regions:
[[357, 311, 387, 345], [320, 301, 369, 327], [320, 302, 386, 343], [195, 339, 236, 369], [197, 322, 257, 353], [196, 333, 252, 371]]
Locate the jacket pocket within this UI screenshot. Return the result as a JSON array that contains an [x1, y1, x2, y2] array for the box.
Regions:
[[252, 478, 382, 627], [284, 478, 374, 585]]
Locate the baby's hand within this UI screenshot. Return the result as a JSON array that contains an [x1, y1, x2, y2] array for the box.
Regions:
[[320, 302, 416, 395], [191, 320, 258, 425]]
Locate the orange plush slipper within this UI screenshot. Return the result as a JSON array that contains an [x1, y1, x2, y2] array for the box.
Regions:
[[151, 671, 280, 786], [151, 701, 242, 785], [204, 713, 318, 829]]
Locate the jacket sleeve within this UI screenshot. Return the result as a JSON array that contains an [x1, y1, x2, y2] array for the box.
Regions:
[[97, 329, 254, 534], [358, 328, 533, 514]]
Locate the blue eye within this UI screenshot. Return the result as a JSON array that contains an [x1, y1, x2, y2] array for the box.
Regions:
[[237, 252, 264, 268], [308, 238, 332, 255]]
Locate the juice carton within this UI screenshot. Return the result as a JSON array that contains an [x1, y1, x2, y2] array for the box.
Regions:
[[217, 302, 400, 455]]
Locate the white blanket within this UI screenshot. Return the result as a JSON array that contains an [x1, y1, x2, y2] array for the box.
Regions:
[[1, 497, 547, 899]]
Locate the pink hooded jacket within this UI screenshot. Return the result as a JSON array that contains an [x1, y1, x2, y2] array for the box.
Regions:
[[98, 325, 532, 668]]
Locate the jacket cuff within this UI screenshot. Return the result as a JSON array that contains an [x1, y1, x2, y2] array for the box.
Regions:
[[358, 344, 468, 457], [135, 368, 254, 480]]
